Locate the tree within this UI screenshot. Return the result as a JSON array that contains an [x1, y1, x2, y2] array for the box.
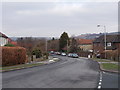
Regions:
[[32, 49, 42, 58], [59, 32, 69, 52], [17, 37, 48, 61], [48, 39, 59, 52], [69, 38, 79, 53], [52, 37, 55, 41], [17, 37, 35, 61]]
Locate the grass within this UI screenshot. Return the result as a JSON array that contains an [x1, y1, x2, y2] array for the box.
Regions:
[[92, 58, 117, 62], [1, 63, 44, 71], [101, 63, 120, 71]]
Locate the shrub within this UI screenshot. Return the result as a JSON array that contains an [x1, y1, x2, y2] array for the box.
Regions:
[[106, 50, 119, 61], [2, 47, 27, 66], [32, 49, 42, 58], [4, 43, 15, 47]]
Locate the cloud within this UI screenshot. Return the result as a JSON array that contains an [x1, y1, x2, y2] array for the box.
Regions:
[[16, 3, 85, 16], [2, 2, 118, 37], [2, 0, 119, 2]]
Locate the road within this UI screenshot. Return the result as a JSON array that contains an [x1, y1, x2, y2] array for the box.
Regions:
[[2, 56, 119, 88], [101, 71, 119, 88]]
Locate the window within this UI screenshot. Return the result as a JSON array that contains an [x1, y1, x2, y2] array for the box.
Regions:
[[107, 43, 112, 46]]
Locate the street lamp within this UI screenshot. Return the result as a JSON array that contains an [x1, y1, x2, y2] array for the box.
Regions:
[[45, 39, 48, 53], [97, 24, 107, 59]]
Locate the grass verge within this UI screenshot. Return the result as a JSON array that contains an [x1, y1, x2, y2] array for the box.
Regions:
[[101, 63, 119, 71], [1, 63, 44, 71], [92, 58, 117, 62]]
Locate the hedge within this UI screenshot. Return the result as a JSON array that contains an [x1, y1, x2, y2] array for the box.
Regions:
[[1, 47, 27, 66]]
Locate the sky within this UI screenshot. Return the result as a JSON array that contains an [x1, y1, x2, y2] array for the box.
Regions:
[[0, 0, 119, 37]]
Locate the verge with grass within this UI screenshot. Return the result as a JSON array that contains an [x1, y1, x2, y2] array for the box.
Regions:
[[92, 58, 117, 62], [101, 63, 119, 71], [1, 63, 44, 71]]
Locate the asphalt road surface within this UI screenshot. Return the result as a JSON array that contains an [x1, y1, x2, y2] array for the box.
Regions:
[[2, 56, 119, 88], [101, 71, 119, 88]]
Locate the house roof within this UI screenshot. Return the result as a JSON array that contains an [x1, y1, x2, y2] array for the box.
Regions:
[[0, 32, 8, 38], [93, 34, 120, 43], [10, 41, 17, 46], [77, 39, 93, 45]]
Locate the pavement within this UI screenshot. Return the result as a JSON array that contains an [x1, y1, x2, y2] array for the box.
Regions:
[[1, 55, 119, 89]]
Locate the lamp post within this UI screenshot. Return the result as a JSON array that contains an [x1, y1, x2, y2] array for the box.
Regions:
[[97, 25, 107, 59], [46, 39, 48, 53]]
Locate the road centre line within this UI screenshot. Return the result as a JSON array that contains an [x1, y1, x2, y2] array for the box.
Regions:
[[98, 72, 102, 89], [98, 86, 101, 89]]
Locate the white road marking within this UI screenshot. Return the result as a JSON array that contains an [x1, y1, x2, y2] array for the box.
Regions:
[[99, 82, 102, 85], [98, 72, 102, 89], [98, 86, 101, 89]]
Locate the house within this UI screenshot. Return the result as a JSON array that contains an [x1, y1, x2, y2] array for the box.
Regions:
[[77, 38, 93, 52], [0, 32, 9, 46], [77, 38, 93, 57], [0, 32, 17, 46], [93, 34, 120, 60]]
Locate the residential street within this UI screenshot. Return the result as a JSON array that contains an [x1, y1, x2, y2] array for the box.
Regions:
[[2, 56, 119, 88]]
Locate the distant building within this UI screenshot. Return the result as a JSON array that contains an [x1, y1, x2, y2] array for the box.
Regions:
[[77, 38, 93, 52]]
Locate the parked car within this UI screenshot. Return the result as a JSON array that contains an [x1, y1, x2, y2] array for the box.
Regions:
[[68, 53, 73, 57], [55, 52, 61, 55], [96, 54, 101, 58], [61, 52, 66, 56], [71, 53, 79, 58], [50, 51, 55, 56]]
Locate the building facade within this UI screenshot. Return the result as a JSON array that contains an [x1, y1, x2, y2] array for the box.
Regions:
[[0, 32, 9, 46], [93, 34, 120, 60], [77, 38, 93, 52]]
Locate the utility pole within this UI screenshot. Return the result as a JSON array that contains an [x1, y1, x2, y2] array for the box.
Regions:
[[67, 39, 69, 54], [97, 25, 107, 59], [104, 26, 107, 59], [45, 39, 48, 53]]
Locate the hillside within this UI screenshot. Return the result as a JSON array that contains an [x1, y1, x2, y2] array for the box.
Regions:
[[76, 32, 119, 40]]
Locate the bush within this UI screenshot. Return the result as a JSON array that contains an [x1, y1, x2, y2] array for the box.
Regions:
[[1, 47, 27, 66], [32, 49, 42, 58], [105, 50, 119, 61], [43, 52, 49, 59], [4, 43, 15, 47]]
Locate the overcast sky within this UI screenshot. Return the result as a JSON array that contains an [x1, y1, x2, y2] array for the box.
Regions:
[[0, 0, 119, 37]]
